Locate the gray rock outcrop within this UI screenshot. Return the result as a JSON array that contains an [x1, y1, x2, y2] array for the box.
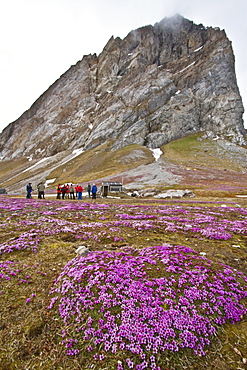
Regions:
[[0, 14, 245, 160], [76, 246, 90, 256]]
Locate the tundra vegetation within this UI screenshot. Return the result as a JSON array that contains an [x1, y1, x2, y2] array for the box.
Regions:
[[0, 196, 246, 370]]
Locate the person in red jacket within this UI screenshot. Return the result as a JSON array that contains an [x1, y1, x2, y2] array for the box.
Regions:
[[77, 184, 83, 200], [65, 184, 70, 198], [75, 185, 79, 198], [61, 185, 67, 199]]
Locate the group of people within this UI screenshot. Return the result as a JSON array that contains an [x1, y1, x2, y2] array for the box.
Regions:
[[56, 183, 98, 200], [26, 182, 98, 200], [26, 182, 45, 199]]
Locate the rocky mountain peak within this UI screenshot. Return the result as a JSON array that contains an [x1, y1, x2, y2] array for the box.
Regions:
[[0, 15, 245, 160]]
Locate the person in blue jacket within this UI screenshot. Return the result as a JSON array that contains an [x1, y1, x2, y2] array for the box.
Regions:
[[91, 184, 97, 199], [26, 183, 33, 198]]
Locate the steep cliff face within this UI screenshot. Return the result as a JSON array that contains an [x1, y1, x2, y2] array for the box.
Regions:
[[0, 15, 245, 159]]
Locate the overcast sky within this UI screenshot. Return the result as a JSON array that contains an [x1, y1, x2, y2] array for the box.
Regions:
[[0, 0, 246, 133]]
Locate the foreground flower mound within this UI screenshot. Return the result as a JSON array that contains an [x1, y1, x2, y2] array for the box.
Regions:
[[49, 244, 247, 370]]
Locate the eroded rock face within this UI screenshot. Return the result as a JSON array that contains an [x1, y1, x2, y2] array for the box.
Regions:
[[0, 15, 245, 159]]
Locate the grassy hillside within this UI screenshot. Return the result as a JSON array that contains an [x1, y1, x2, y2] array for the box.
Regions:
[[161, 133, 246, 172], [48, 143, 154, 185], [1, 134, 247, 197]]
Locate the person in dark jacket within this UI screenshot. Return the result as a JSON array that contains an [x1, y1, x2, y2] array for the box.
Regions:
[[91, 184, 97, 199], [87, 183, 91, 198], [26, 183, 33, 198], [56, 184, 62, 199]]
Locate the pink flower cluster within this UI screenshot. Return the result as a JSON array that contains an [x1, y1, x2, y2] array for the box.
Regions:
[[0, 197, 247, 369], [49, 244, 247, 369], [1, 198, 247, 256]]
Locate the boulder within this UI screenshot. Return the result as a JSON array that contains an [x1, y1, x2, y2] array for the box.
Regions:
[[76, 246, 90, 256]]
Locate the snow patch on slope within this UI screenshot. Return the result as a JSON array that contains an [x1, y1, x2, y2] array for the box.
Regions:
[[150, 148, 163, 161]]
